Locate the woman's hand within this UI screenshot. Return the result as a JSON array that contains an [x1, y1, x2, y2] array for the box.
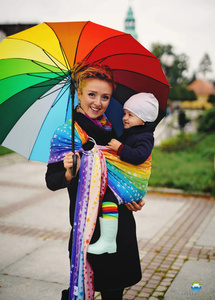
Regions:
[[125, 199, 145, 212], [107, 139, 122, 152], [63, 152, 81, 182]]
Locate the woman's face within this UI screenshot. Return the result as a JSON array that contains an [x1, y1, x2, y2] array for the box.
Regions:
[[77, 78, 112, 119]]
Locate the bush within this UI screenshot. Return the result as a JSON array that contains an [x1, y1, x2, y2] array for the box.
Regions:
[[198, 106, 215, 132], [168, 85, 197, 101], [150, 133, 215, 196], [158, 132, 192, 151], [208, 94, 215, 105], [0, 146, 14, 156]]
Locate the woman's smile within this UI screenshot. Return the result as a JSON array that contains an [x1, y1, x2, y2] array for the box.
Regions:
[[77, 78, 113, 119]]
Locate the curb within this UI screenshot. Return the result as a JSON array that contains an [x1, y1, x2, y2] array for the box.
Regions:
[[147, 187, 215, 200]]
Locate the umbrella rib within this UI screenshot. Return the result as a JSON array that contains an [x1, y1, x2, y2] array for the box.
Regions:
[[93, 52, 158, 64], [59, 42, 70, 71], [112, 69, 170, 87], [37, 81, 70, 100], [32, 59, 68, 79], [84, 33, 128, 61], [73, 21, 89, 65], [50, 83, 71, 108], [31, 81, 67, 89], [42, 49, 69, 76], [28, 82, 71, 161], [27, 73, 62, 80]]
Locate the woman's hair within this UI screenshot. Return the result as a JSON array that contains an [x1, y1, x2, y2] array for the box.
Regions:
[[71, 60, 116, 93]]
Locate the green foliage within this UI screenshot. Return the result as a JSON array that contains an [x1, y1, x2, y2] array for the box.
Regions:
[[151, 43, 173, 58], [169, 53, 189, 86], [198, 53, 212, 77], [168, 85, 197, 101], [158, 132, 192, 151], [150, 43, 189, 87], [208, 94, 215, 105], [198, 106, 215, 132], [150, 133, 215, 196], [0, 146, 14, 156]]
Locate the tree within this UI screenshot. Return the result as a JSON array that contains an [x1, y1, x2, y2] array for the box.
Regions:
[[151, 43, 189, 87], [208, 94, 215, 105], [168, 53, 189, 86], [151, 43, 173, 58], [198, 106, 215, 132], [168, 85, 196, 101], [198, 53, 212, 77]]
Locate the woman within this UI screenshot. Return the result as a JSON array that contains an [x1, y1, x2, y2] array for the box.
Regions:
[[45, 61, 145, 300]]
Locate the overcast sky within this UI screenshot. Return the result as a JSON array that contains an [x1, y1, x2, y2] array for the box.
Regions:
[[1, 0, 215, 79]]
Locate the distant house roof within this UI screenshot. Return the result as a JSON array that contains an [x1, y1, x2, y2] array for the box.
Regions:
[[187, 79, 215, 95]]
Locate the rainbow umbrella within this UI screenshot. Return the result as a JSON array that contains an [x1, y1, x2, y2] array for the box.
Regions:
[[0, 21, 169, 162]]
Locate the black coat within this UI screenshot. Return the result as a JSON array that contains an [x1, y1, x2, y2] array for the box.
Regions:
[[45, 111, 142, 291], [119, 124, 154, 165]]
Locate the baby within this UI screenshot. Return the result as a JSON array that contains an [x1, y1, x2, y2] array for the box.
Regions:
[[108, 92, 158, 165]]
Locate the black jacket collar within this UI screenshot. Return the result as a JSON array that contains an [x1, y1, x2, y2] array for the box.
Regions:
[[119, 122, 155, 142]]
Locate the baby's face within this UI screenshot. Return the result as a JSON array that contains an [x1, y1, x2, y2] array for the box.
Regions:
[[122, 109, 145, 129]]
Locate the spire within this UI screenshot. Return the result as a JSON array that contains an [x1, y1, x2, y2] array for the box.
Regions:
[[124, 6, 138, 40]]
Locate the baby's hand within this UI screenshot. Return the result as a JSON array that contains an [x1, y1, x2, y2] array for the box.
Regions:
[[126, 199, 145, 212], [107, 139, 122, 152]]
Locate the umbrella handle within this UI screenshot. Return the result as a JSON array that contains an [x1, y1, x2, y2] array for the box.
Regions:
[[71, 154, 78, 177]]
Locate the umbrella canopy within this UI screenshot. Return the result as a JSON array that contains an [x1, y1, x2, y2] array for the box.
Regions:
[[0, 21, 170, 162]]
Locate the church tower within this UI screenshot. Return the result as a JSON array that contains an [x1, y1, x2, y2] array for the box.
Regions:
[[124, 6, 138, 40]]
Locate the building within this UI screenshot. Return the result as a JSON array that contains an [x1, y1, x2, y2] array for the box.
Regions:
[[124, 6, 138, 40], [181, 79, 214, 110]]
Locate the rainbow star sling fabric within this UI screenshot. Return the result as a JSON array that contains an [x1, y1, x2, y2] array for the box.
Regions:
[[48, 119, 152, 299]]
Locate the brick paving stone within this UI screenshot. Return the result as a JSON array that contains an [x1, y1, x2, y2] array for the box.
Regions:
[[146, 264, 158, 271], [158, 267, 169, 273], [170, 264, 181, 271], [147, 279, 160, 286], [153, 255, 164, 261], [152, 291, 165, 297], [151, 274, 164, 281], [166, 270, 178, 276], [125, 289, 138, 297], [156, 285, 168, 292], [167, 253, 177, 259], [129, 285, 143, 292], [160, 280, 172, 287], [141, 276, 151, 283], [180, 248, 191, 255], [123, 295, 136, 300], [136, 280, 147, 287], [150, 262, 161, 268], [163, 258, 174, 265], [165, 272, 176, 278], [141, 287, 153, 294], [145, 283, 158, 289], [160, 263, 171, 269], [138, 291, 151, 298]]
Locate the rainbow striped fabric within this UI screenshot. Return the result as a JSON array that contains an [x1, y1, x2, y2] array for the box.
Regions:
[[48, 119, 152, 204], [102, 202, 119, 218]]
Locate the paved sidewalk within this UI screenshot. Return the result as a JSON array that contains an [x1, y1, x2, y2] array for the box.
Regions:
[[0, 154, 215, 300]]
